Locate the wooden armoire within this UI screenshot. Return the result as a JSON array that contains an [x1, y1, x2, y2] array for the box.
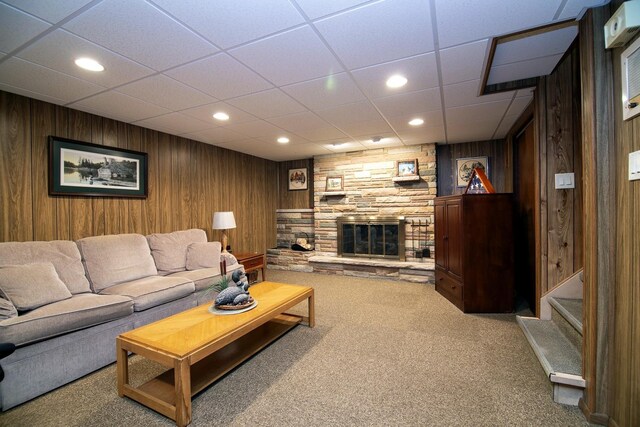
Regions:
[[434, 193, 514, 313]]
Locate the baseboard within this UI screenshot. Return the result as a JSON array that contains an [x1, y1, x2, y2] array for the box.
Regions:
[[579, 398, 610, 425]]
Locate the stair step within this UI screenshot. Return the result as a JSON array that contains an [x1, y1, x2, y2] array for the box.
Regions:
[[549, 297, 583, 334], [516, 316, 583, 380]]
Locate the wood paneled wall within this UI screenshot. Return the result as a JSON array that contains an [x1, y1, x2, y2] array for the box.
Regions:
[[435, 139, 512, 196], [277, 159, 313, 209], [534, 42, 583, 297], [0, 91, 278, 252]]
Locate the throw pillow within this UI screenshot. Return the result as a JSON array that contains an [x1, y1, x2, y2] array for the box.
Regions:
[[0, 298, 17, 320], [0, 263, 72, 311], [220, 252, 238, 267], [186, 242, 222, 270]]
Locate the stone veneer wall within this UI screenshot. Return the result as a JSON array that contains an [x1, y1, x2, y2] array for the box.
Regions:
[[274, 209, 315, 248], [314, 144, 436, 261]]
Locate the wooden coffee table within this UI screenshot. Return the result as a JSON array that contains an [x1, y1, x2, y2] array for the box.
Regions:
[[116, 281, 314, 427]]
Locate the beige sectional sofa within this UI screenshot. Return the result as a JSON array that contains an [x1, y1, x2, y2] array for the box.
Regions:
[[0, 229, 243, 410]]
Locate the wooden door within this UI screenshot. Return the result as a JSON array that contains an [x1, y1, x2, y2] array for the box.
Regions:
[[514, 120, 537, 314], [445, 200, 463, 279], [434, 201, 447, 269]]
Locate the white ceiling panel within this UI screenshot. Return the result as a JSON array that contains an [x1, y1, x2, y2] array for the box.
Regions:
[[182, 127, 249, 145], [488, 53, 564, 85], [180, 102, 257, 124], [292, 126, 348, 142], [133, 112, 214, 135], [294, 0, 372, 20], [315, 101, 383, 126], [324, 140, 366, 152], [0, 57, 104, 103], [152, 0, 304, 49], [439, 40, 489, 86], [0, 3, 51, 53], [3, 0, 94, 23], [351, 53, 439, 99], [558, 0, 609, 20], [0, 82, 66, 105], [63, 0, 218, 71], [443, 79, 515, 109], [494, 114, 520, 138], [68, 91, 171, 122], [268, 111, 333, 132], [338, 119, 395, 138], [446, 121, 497, 143], [398, 125, 446, 144], [18, 29, 154, 88], [373, 88, 442, 118], [282, 73, 366, 110], [387, 109, 444, 132], [493, 26, 578, 66], [517, 88, 535, 97], [225, 120, 289, 139], [116, 75, 215, 111], [230, 26, 343, 86], [359, 135, 404, 148], [226, 89, 307, 119], [166, 53, 272, 100], [314, 0, 434, 70], [506, 95, 532, 117], [446, 99, 511, 127], [435, 0, 563, 49]]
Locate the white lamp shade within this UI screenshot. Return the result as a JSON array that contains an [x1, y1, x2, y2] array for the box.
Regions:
[[212, 211, 236, 230]]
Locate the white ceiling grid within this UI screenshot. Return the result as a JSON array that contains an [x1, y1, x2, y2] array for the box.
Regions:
[[0, 0, 610, 160]]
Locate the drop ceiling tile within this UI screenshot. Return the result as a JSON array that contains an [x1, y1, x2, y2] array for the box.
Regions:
[[339, 119, 395, 138], [69, 90, 171, 122], [517, 88, 535, 97], [295, 0, 372, 20], [268, 111, 331, 132], [225, 120, 289, 139], [439, 40, 489, 86], [152, 0, 304, 49], [0, 57, 104, 103], [0, 3, 51, 52], [446, 121, 497, 143], [446, 99, 511, 127], [226, 89, 307, 119], [495, 114, 520, 138], [182, 127, 250, 144], [558, 0, 609, 20], [493, 26, 577, 66], [506, 96, 532, 117], [315, 101, 383, 126], [398, 125, 446, 144], [229, 26, 343, 86], [232, 141, 327, 161], [166, 53, 273, 100], [359, 135, 403, 148], [323, 140, 366, 152], [292, 126, 348, 142], [435, 0, 562, 48], [63, 0, 218, 71], [0, 82, 66, 105], [180, 102, 257, 124], [18, 29, 154, 88], [487, 53, 564, 85], [351, 53, 439, 98], [387, 110, 444, 132], [443, 79, 514, 108], [281, 73, 366, 110], [3, 0, 94, 23], [133, 112, 214, 135], [116, 75, 215, 111], [373, 88, 442, 118], [314, 0, 434, 70]]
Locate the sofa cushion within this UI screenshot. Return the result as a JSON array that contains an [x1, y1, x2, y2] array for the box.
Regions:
[[0, 298, 17, 320], [0, 263, 72, 311], [77, 234, 158, 293], [146, 229, 208, 275], [186, 242, 221, 271], [169, 262, 243, 291], [0, 293, 133, 346], [0, 240, 90, 294], [99, 276, 195, 312]]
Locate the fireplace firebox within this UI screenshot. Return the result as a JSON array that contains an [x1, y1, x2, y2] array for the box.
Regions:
[[337, 216, 405, 261]]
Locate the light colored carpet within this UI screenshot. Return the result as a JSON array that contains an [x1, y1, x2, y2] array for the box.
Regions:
[[0, 270, 589, 426]]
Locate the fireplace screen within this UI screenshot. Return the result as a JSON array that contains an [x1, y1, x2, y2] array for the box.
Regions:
[[337, 216, 405, 261]]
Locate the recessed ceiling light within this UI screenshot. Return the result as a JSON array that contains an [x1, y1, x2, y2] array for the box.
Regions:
[[371, 136, 385, 143], [213, 112, 229, 121], [386, 74, 407, 88], [409, 118, 424, 126], [74, 57, 104, 72], [277, 137, 290, 144]]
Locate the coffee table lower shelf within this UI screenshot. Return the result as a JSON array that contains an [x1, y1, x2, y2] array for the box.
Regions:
[[118, 314, 302, 424]]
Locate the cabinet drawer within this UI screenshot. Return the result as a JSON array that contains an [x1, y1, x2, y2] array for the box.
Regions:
[[435, 270, 463, 301], [240, 256, 263, 270]]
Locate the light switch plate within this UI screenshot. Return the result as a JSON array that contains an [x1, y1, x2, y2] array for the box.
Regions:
[[630, 150, 640, 181], [555, 173, 575, 189]]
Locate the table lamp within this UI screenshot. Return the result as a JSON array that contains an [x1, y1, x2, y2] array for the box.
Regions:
[[212, 211, 236, 253]]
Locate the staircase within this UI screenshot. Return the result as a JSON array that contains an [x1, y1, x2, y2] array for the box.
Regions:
[[517, 271, 585, 405]]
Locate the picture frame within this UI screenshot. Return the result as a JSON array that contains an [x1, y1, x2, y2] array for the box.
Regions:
[[288, 167, 308, 191], [456, 156, 489, 187], [49, 136, 148, 198], [396, 159, 419, 177], [325, 175, 344, 192]]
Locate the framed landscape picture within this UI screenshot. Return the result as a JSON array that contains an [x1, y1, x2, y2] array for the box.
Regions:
[[396, 159, 419, 177], [456, 156, 488, 187], [288, 167, 308, 191], [325, 175, 344, 191], [49, 136, 148, 198]]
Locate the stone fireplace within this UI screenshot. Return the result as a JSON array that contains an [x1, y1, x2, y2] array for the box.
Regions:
[[337, 216, 405, 261]]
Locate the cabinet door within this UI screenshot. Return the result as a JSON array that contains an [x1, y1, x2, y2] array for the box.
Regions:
[[445, 200, 463, 278], [434, 202, 447, 269]]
